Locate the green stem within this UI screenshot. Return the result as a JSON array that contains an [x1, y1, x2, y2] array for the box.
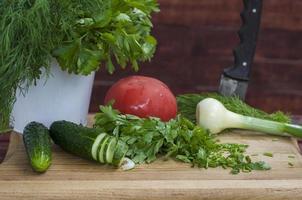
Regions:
[[238, 116, 302, 138]]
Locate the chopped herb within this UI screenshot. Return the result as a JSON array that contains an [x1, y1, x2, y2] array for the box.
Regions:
[[288, 155, 295, 159], [251, 154, 259, 156], [288, 162, 294, 167], [94, 105, 271, 174], [263, 152, 274, 157]]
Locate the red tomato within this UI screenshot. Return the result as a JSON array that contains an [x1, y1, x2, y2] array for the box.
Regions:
[[104, 76, 178, 121]]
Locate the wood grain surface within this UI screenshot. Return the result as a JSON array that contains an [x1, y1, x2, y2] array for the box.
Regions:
[[90, 0, 302, 114], [1, 116, 302, 199]]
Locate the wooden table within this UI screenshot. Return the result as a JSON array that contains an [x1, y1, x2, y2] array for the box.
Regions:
[[1, 116, 302, 200]]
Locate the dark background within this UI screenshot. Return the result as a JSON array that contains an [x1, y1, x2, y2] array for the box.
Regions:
[[92, 0, 302, 114]]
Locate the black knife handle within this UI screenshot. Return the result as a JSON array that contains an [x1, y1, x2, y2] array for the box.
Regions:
[[224, 0, 263, 81]]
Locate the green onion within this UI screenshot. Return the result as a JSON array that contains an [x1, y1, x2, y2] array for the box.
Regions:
[[196, 98, 302, 138]]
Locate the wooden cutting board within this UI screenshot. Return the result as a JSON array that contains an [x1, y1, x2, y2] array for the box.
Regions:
[[1, 116, 302, 200]]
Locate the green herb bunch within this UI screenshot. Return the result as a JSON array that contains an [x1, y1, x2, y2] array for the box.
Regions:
[[0, 0, 159, 130], [94, 105, 270, 174]]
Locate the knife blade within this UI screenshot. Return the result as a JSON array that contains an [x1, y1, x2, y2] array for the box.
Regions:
[[218, 0, 263, 100]]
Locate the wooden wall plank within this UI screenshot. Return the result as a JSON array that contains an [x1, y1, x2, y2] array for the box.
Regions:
[[154, 0, 302, 31]]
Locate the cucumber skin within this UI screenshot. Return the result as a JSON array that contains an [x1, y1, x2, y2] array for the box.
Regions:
[[23, 122, 52, 173], [50, 121, 100, 161]]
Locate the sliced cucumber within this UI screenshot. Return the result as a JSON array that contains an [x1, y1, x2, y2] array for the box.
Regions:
[[101, 136, 113, 163], [50, 120, 130, 168], [112, 140, 128, 167], [91, 133, 106, 161], [106, 137, 117, 164], [98, 136, 110, 163]]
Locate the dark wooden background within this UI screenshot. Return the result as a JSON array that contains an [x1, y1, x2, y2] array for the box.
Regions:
[[91, 0, 302, 115]]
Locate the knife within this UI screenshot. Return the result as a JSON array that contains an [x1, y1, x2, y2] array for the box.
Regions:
[[218, 0, 263, 100]]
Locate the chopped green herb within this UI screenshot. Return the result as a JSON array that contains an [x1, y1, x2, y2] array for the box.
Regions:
[[288, 155, 295, 159], [288, 162, 294, 167], [94, 105, 271, 174], [251, 154, 259, 156], [263, 152, 274, 157]]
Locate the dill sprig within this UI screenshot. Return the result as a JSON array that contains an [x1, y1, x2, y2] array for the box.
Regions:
[[177, 93, 291, 124], [0, 0, 159, 130]]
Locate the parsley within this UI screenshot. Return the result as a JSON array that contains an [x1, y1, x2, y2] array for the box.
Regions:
[[94, 105, 271, 174]]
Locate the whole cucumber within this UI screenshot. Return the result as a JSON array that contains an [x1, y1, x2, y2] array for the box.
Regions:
[[23, 122, 52, 173]]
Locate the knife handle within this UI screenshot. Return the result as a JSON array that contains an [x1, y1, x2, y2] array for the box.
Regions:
[[224, 0, 263, 81]]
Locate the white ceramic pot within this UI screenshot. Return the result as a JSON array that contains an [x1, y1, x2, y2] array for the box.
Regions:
[[11, 59, 95, 133]]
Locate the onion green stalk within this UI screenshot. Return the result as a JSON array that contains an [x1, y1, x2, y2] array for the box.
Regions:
[[196, 98, 302, 138]]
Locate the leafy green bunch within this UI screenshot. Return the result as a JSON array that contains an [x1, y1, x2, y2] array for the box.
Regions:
[[94, 105, 270, 174], [0, 0, 159, 130]]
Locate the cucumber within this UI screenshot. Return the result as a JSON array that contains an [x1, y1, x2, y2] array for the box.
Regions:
[[50, 121, 100, 161], [49, 121, 127, 167], [23, 122, 52, 173], [112, 140, 128, 167], [105, 137, 117, 164], [91, 133, 106, 160], [98, 136, 110, 163]]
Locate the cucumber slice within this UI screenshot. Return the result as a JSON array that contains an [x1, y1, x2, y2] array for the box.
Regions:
[[91, 133, 106, 161], [98, 136, 110, 163], [106, 137, 117, 164], [101, 136, 113, 163], [112, 140, 128, 167]]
